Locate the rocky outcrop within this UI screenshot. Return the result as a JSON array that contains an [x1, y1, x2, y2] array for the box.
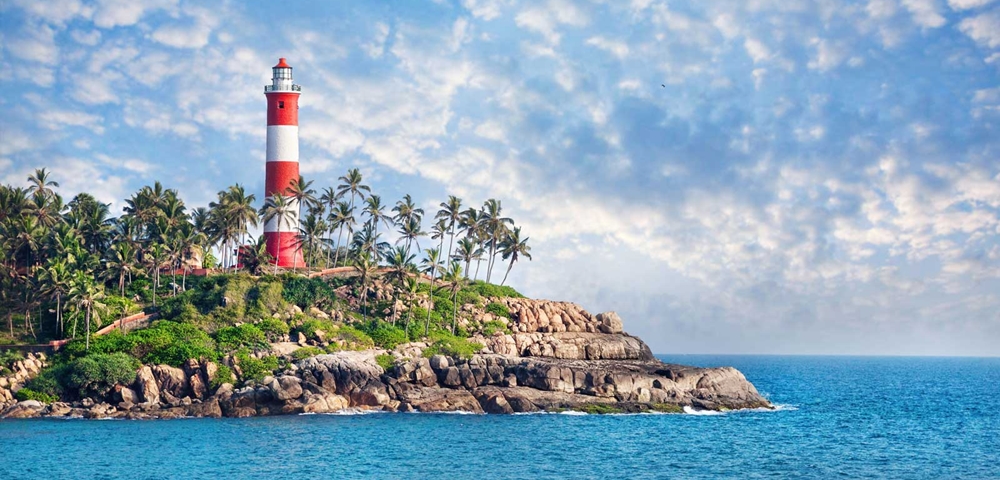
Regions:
[[1, 299, 771, 420], [0, 353, 47, 410]]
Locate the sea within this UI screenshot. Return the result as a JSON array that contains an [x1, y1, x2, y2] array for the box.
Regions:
[[1, 355, 998, 479]]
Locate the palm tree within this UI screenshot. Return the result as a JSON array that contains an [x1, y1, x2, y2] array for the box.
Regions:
[[396, 216, 426, 258], [385, 246, 416, 324], [103, 242, 139, 296], [393, 194, 424, 224], [362, 195, 394, 261], [436, 195, 462, 274], [498, 226, 531, 286], [296, 211, 329, 269], [420, 247, 443, 335], [336, 168, 370, 247], [259, 194, 297, 275], [439, 261, 464, 334], [287, 175, 318, 218], [38, 260, 71, 337], [238, 235, 272, 275], [402, 276, 421, 334], [69, 273, 105, 351], [453, 237, 481, 280], [26, 168, 59, 199], [481, 199, 513, 283], [319, 186, 341, 268], [353, 251, 378, 321], [145, 243, 167, 306], [328, 201, 355, 268]]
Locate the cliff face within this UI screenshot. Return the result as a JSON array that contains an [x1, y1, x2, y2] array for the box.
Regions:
[[1, 299, 771, 419]]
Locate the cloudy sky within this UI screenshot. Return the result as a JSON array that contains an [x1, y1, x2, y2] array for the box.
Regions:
[[1, 0, 998, 356]]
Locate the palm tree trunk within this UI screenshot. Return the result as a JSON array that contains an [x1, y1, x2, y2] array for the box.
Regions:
[[274, 240, 281, 275], [56, 294, 62, 338], [501, 259, 514, 286], [451, 290, 458, 334], [474, 258, 482, 281], [85, 305, 91, 351]]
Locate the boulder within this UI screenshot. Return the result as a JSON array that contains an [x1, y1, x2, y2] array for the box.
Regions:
[[135, 366, 161, 405], [1, 400, 45, 419], [152, 365, 190, 398], [268, 376, 303, 401]]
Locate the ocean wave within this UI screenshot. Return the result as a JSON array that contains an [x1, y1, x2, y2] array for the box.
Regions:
[[682, 406, 725, 416]]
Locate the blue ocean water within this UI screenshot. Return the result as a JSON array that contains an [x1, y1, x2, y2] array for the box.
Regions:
[[1, 355, 998, 479]]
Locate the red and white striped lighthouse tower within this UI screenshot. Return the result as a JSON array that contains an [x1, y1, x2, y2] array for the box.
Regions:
[[263, 57, 304, 268]]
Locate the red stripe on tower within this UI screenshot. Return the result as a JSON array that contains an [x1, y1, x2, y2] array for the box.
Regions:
[[263, 57, 304, 269]]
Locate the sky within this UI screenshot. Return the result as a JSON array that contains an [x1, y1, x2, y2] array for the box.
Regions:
[[1, 0, 998, 356]]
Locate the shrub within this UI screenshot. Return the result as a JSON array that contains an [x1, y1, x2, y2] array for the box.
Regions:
[[363, 322, 408, 350], [375, 354, 395, 371], [575, 404, 624, 414], [15, 388, 58, 403], [251, 281, 286, 314], [464, 281, 524, 299], [256, 318, 290, 342], [126, 278, 153, 303], [335, 326, 374, 350], [281, 276, 334, 309], [422, 333, 483, 360], [0, 349, 24, 369], [484, 302, 510, 319], [292, 346, 324, 360], [296, 318, 337, 341], [24, 366, 65, 398], [210, 364, 234, 390], [215, 324, 268, 353], [63, 353, 141, 398], [202, 251, 218, 269], [482, 320, 510, 336], [69, 321, 218, 367], [235, 349, 279, 384], [104, 295, 140, 317]]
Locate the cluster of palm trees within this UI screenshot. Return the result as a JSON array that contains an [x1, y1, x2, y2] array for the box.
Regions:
[[0, 167, 532, 344]]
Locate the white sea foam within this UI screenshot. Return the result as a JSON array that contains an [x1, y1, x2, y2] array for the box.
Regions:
[[682, 406, 725, 416]]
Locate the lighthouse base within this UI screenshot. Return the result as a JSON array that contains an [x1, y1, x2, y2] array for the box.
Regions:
[[264, 231, 306, 269]]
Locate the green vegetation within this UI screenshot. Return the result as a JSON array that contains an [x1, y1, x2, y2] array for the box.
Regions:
[[422, 333, 483, 360], [292, 346, 324, 360], [649, 403, 684, 413], [484, 302, 511, 318], [234, 349, 279, 384], [375, 353, 395, 371], [210, 364, 234, 390], [575, 404, 625, 414], [482, 320, 511, 336], [0, 167, 538, 403], [14, 388, 58, 403]]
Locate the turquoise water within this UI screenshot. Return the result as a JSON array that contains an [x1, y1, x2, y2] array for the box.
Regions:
[[2, 355, 998, 479]]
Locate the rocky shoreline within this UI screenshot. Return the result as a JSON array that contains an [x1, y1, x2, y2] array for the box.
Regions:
[[1, 300, 771, 419]]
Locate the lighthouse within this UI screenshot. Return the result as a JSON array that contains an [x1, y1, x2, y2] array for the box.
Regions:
[[263, 58, 305, 268]]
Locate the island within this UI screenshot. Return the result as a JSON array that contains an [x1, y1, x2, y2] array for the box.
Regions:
[[0, 169, 769, 419]]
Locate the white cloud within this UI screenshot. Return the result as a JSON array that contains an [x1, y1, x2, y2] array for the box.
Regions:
[[150, 6, 219, 49], [744, 38, 771, 63], [10, 0, 89, 25], [6, 24, 59, 65], [586, 36, 629, 59], [474, 121, 506, 142], [901, 0, 947, 28], [947, 0, 995, 10], [515, 0, 589, 45], [92, 0, 177, 28], [808, 38, 849, 71], [37, 109, 105, 134], [461, 0, 507, 20], [364, 22, 390, 58], [70, 29, 102, 46], [959, 12, 1000, 47]]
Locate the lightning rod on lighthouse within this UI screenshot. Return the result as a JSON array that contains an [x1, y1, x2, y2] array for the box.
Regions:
[[263, 57, 305, 268]]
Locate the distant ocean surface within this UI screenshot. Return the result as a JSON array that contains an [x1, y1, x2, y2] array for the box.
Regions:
[[2, 355, 998, 479]]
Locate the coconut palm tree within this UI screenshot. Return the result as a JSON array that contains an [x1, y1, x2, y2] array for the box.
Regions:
[[459, 207, 486, 280], [328, 201, 355, 268], [38, 260, 71, 337], [239, 235, 272, 275], [481, 199, 513, 283], [384, 246, 416, 324], [436, 195, 462, 273], [393, 194, 424, 224], [295, 211, 329, 269], [420, 247, 443, 335], [498, 226, 531, 286], [353, 251, 378, 321], [259, 194, 298, 275], [362, 195, 394, 261], [336, 168, 370, 231], [453, 237, 481, 280], [396, 216, 426, 258], [402, 276, 420, 335], [103, 242, 139, 296], [439, 261, 464, 334], [69, 272, 106, 351], [319, 187, 341, 267], [287, 176, 319, 217], [26, 168, 59, 199]]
